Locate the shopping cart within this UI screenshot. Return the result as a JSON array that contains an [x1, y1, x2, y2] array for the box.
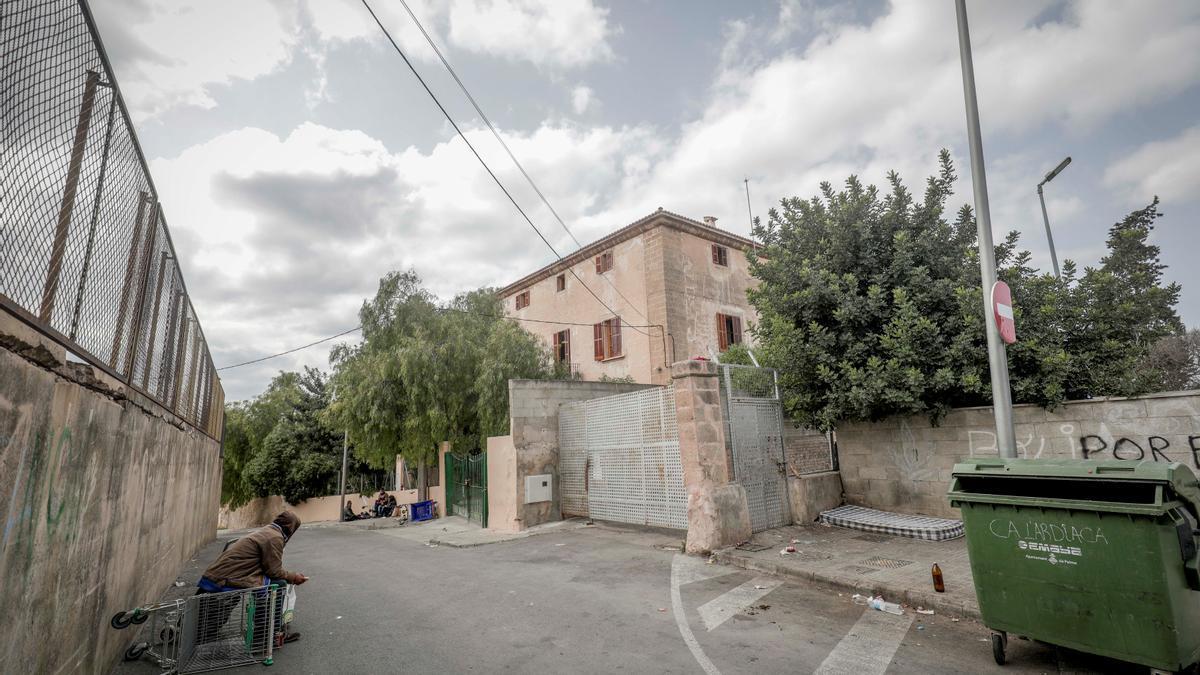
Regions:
[[111, 584, 281, 673]]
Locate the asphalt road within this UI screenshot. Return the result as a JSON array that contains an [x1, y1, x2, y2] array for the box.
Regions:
[[112, 522, 1139, 674]]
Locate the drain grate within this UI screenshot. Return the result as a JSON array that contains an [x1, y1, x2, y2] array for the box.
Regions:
[[842, 565, 880, 575], [854, 533, 892, 543], [862, 556, 914, 569]]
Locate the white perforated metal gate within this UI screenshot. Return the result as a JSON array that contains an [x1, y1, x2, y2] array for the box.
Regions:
[[559, 386, 687, 530], [720, 365, 791, 532]]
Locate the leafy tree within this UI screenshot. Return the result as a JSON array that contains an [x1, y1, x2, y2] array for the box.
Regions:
[[1144, 329, 1200, 391], [326, 270, 554, 470], [748, 153, 1183, 430]]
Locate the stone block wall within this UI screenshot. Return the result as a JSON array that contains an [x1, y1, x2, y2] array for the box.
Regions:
[[837, 391, 1200, 518], [0, 310, 221, 673], [505, 379, 656, 529], [783, 423, 833, 475]]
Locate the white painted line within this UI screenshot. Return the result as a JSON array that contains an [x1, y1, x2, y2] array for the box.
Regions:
[[814, 608, 914, 675], [671, 555, 722, 675], [672, 552, 738, 587], [697, 576, 783, 632]]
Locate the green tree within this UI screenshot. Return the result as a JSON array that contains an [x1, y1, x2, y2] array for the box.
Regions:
[[748, 153, 1182, 430], [326, 270, 554, 470]]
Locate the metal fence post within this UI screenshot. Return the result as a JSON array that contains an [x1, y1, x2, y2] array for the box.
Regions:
[[68, 90, 118, 341], [40, 69, 102, 323], [138, 250, 170, 389], [110, 193, 150, 369]]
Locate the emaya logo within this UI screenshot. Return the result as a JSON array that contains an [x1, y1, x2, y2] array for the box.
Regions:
[[1018, 541, 1082, 557]]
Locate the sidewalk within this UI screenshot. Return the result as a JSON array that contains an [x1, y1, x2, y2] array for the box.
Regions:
[[373, 515, 582, 547], [713, 522, 979, 619]]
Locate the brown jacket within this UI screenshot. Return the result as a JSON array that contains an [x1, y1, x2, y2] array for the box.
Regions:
[[203, 519, 297, 588]]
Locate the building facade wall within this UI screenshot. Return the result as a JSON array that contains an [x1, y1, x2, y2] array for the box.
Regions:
[[837, 391, 1200, 519], [504, 233, 656, 383]]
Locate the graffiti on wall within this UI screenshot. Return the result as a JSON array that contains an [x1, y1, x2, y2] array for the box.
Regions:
[[966, 417, 1200, 468]]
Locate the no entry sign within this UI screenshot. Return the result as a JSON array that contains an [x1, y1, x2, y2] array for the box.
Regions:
[[992, 281, 1016, 344]]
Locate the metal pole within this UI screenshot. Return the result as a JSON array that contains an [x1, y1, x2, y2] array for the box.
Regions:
[[339, 431, 348, 520], [1036, 186, 1061, 278], [41, 70, 102, 323], [954, 0, 1016, 459], [69, 90, 117, 340]]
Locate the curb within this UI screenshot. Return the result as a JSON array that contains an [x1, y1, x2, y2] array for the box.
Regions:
[[712, 550, 982, 621]]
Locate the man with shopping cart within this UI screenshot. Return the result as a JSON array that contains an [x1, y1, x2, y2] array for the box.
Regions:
[[197, 511, 309, 645]]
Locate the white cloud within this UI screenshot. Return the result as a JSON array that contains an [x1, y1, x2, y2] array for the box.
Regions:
[[571, 85, 594, 114], [447, 0, 615, 68], [1105, 125, 1200, 206], [90, 0, 300, 120]]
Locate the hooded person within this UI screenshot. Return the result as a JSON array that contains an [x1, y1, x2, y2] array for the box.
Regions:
[[200, 511, 308, 590]]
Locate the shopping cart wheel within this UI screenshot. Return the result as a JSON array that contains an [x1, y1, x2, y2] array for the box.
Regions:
[[123, 642, 149, 661], [131, 610, 149, 625], [159, 625, 177, 644], [111, 612, 134, 630]]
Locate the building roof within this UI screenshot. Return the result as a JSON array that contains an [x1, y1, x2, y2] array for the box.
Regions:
[[497, 209, 758, 297]]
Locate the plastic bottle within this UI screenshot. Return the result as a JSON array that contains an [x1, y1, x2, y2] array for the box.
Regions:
[[868, 596, 904, 615], [932, 562, 945, 593]]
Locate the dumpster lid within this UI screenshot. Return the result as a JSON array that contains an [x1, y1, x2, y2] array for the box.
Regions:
[[951, 458, 1200, 515]]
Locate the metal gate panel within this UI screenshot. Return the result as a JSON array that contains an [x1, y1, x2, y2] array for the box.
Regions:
[[721, 365, 790, 533], [559, 401, 588, 517], [557, 386, 686, 530]]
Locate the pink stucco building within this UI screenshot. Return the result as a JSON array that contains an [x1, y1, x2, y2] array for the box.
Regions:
[[498, 209, 760, 385]]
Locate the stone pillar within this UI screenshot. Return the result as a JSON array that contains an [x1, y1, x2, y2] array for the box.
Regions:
[[672, 359, 751, 553]]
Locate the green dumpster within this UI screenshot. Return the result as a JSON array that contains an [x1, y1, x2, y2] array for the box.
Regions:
[[948, 458, 1200, 672]]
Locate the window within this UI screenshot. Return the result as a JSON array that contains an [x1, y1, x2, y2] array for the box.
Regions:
[[515, 290, 530, 310], [717, 313, 742, 351], [556, 274, 566, 292], [552, 329, 570, 363], [593, 318, 622, 360], [594, 250, 614, 274], [712, 244, 729, 266]]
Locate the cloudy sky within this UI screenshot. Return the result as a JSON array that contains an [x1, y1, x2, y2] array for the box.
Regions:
[[89, 0, 1200, 402]]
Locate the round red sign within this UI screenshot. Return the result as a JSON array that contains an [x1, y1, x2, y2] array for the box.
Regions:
[[991, 281, 1016, 345]]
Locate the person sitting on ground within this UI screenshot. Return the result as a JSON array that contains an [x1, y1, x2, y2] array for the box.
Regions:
[[383, 493, 398, 517], [372, 490, 389, 517], [197, 511, 309, 644], [342, 501, 357, 522]]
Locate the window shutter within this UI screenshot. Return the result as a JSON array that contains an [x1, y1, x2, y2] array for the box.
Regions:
[[611, 318, 622, 357], [594, 323, 604, 360], [564, 329, 571, 363], [732, 316, 742, 345], [717, 314, 728, 351], [594, 256, 602, 274], [712, 244, 719, 264]]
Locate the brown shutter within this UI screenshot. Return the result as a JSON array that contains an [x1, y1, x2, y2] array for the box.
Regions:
[[564, 329, 571, 363], [712, 244, 719, 264], [594, 323, 604, 360], [611, 318, 622, 357], [732, 316, 742, 345], [595, 256, 602, 274], [717, 314, 728, 351]]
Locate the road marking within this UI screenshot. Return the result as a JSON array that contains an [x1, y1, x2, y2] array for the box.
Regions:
[[670, 555, 723, 675], [813, 608, 914, 675], [697, 576, 782, 632]]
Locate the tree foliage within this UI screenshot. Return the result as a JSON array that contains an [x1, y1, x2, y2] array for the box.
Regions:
[[325, 270, 555, 469], [748, 152, 1184, 430]]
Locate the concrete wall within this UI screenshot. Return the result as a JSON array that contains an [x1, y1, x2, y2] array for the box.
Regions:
[[784, 424, 834, 475], [507, 379, 657, 529], [0, 311, 221, 673], [486, 435, 519, 532], [219, 489, 421, 529], [837, 391, 1200, 518], [787, 472, 843, 524]]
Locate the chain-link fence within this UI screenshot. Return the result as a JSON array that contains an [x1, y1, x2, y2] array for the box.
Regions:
[[0, 0, 223, 438]]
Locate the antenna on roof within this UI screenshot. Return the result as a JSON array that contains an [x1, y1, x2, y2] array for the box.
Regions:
[[745, 177, 759, 252]]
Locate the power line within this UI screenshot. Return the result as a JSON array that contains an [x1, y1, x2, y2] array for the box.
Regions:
[[359, 0, 650, 336], [395, 0, 650, 324], [216, 308, 663, 371], [216, 326, 363, 371]]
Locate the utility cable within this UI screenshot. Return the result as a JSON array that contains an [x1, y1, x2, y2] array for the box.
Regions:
[[216, 308, 664, 371], [395, 0, 650, 323], [359, 0, 650, 336]]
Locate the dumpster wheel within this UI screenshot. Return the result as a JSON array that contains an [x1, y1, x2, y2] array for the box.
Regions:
[[991, 632, 1007, 666]]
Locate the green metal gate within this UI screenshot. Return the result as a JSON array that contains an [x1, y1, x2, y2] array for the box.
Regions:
[[445, 452, 488, 527]]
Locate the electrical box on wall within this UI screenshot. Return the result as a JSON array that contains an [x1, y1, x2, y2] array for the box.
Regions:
[[525, 474, 553, 504]]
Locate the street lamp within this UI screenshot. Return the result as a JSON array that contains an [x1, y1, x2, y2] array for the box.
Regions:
[[1036, 156, 1071, 279]]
